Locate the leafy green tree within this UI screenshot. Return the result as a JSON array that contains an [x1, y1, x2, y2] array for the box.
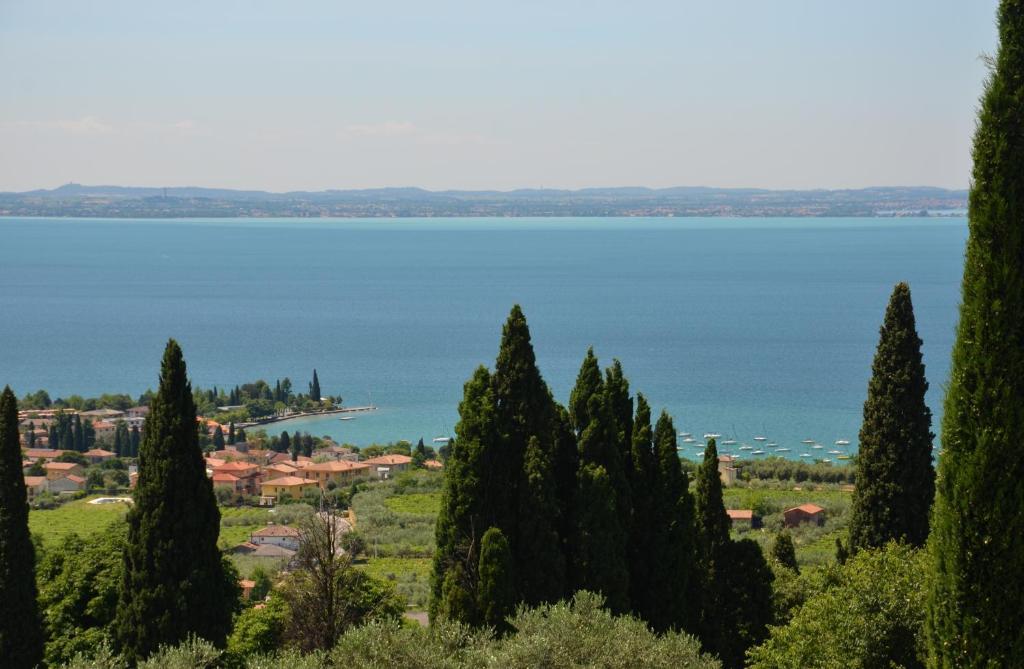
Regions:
[[477, 526, 515, 633], [926, 3, 1024, 666], [749, 544, 926, 669], [226, 593, 288, 661], [114, 340, 238, 661], [772, 532, 799, 573], [0, 386, 44, 668], [849, 283, 934, 552], [37, 524, 125, 666]]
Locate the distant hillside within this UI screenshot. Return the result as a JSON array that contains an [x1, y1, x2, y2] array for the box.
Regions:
[[0, 183, 968, 218]]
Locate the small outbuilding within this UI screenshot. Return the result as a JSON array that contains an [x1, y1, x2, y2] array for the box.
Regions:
[[783, 503, 825, 528]]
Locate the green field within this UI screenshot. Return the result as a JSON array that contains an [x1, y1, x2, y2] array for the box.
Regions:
[[383, 491, 442, 516], [29, 496, 129, 547], [357, 557, 433, 609]]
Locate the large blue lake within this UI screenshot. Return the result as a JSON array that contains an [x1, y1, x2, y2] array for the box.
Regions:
[[0, 216, 967, 458]]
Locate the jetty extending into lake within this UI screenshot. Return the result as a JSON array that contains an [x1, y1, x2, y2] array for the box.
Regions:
[[237, 405, 377, 429]]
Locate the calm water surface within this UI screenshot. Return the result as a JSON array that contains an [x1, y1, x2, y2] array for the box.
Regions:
[[0, 216, 967, 458]]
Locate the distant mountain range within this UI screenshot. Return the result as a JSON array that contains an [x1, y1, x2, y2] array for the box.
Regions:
[[0, 183, 968, 218]]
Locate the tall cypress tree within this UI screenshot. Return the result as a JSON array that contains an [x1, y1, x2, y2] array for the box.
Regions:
[[693, 438, 732, 660], [477, 526, 515, 633], [115, 340, 236, 661], [0, 386, 44, 669], [431, 368, 493, 624], [310, 369, 321, 402], [516, 436, 565, 605], [649, 410, 696, 632], [628, 394, 657, 621], [848, 282, 934, 552], [227, 421, 235, 445], [129, 424, 141, 457], [927, 2, 1024, 664]]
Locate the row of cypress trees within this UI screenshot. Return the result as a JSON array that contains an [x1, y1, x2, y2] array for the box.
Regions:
[[0, 340, 236, 668], [430, 306, 772, 667]]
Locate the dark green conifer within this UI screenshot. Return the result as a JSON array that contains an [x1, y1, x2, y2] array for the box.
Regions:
[[927, 4, 1024, 665], [848, 283, 934, 552], [835, 537, 849, 566], [280, 430, 291, 458], [649, 410, 696, 632], [569, 347, 603, 432], [129, 424, 141, 457], [430, 368, 493, 623], [212, 425, 225, 451], [717, 539, 774, 668], [693, 439, 733, 661], [227, 421, 235, 445], [235, 427, 245, 444], [489, 305, 565, 604], [0, 386, 44, 668], [115, 340, 236, 661], [477, 527, 515, 633], [772, 531, 799, 573], [309, 369, 321, 402], [516, 436, 564, 605], [72, 413, 84, 451], [628, 395, 657, 621]]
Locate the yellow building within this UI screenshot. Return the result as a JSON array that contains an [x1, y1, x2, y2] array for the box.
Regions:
[[260, 475, 318, 501], [300, 460, 372, 488]]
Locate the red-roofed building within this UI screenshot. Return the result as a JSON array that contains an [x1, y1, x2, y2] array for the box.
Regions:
[[84, 448, 116, 464], [363, 454, 413, 480], [300, 460, 371, 487], [260, 475, 317, 501], [784, 503, 826, 528], [423, 459, 444, 471], [212, 461, 261, 495], [24, 475, 48, 500], [726, 509, 762, 529], [44, 461, 85, 480], [251, 523, 301, 550]]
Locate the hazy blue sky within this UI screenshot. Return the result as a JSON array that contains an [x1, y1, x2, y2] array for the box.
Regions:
[[0, 1, 1000, 191]]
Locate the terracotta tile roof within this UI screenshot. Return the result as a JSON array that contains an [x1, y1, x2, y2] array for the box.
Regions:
[[363, 454, 413, 466], [214, 462, 260, 474], [66, 474, 86, 484], [787, 503, 825, 514], [45, 462, 81, 470], [264, 463, 298, 473], [24, 448, 61, 459], [262, 475, 313, 487], [252, 524, 300, 538], [302, 460, 370, 472], [84, 448, 115, 457], [24, 476, 48, 487], [424, 459, 444, 469], [726, 509, 754, 521], [212, 472, 240, 483], [205, 457, 227, 468]]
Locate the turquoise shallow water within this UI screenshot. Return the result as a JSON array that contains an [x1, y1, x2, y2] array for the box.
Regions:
[[0, 216, 967, 458]]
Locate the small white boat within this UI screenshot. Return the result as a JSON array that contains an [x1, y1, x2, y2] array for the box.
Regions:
[[813, 444, 824, 450], [753, 436, 767, 442], [739, 445, 753, 450], [432, 437, 451, 444], [679, 432, 692, 438], [822, 458, 832, 463], [767, 442, 777, 447], [802, 438, 815, 444], [682, 437, 696, 443], [828, 450, 841, 455], [835, 439, 851, 446], [338, 416, 356, 421], [722, 439, 737, 445], [704, 433, 721, 439], [752, 450, 765, 455], [777, 447, 791, 452], [837, 455, 850, 460], [800, 453, 811, 458]]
